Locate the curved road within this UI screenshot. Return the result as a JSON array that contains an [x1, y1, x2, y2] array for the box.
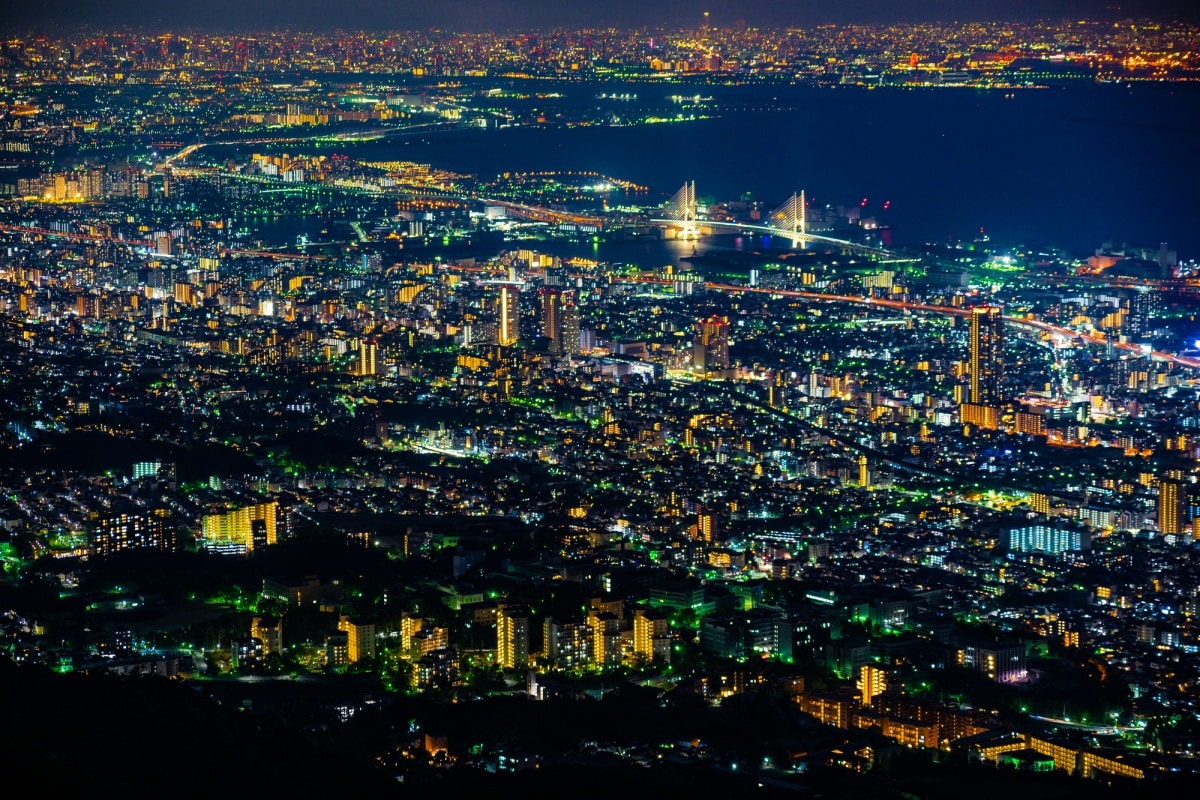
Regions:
[[687, 279, 1200, 373]]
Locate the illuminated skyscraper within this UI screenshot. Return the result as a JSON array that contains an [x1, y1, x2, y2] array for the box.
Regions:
[[498, 285, 520, 346], [539, 287, 563, 352], [538, 287, 583, 355], [496, 603, 530, 669], [1158, 478, 1185, 536], [694, 315, 730, 371], [561, 296, 581, 356], [357, 338, 378, 377], [1126, 289, 1158, 338], [968, 306, 1004, 405], [768, 370, 787, 409]]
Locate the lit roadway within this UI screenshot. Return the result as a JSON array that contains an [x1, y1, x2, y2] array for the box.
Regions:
[[1028, 714, 1141, 735], [161, 120, 462, 167], [0, 222, 153, 248], [682, 377, 956, 481], [485, 200, 605, 228], [166, 144, 608, 229], [0, 222, 331, 261], [618, 275, 1200, 373]]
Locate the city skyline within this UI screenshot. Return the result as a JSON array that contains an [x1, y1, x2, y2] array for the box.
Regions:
[[2, 7, 1198, 795], [7, 0, 1200, 32]]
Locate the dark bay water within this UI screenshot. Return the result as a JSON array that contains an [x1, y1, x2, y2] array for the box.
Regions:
[[256, 81, 1200, 257], [251, 214, 763, 270]]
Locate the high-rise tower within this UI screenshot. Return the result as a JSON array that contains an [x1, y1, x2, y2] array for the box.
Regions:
[[1159, 478, 1185, 537], [540, 287, 563, 352], [498, 285, 519, 346], [694, 315, 730, 372], [968, 306, 1004, 405], [561, 295, 581, 356], [357, 338, 378, 377]]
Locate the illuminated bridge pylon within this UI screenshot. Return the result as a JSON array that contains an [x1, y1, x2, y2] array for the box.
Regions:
[[647, 185, 888, 256], [768, 191, 807, 246], [662, 181, 700, 227]]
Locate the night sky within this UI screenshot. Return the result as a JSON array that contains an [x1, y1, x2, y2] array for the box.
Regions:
[[4, 0, 1198, 32]]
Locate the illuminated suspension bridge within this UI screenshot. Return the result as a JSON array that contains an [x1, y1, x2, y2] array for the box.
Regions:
[[659, 181, 699, 236], [652, 181, 890, 256]]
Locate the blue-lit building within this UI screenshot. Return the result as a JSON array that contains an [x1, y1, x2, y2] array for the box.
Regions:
[[1006, 525, 1090, 556]]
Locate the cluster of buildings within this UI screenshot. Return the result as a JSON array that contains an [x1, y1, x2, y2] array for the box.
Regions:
[[1, 22, 1199, 785], [1, 20, 1197, 84], [0, 458, 293, 560], [497, 601, 669, 676]]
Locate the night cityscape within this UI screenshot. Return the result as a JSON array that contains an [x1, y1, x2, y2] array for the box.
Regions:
[[3, 1, 1200, 796]]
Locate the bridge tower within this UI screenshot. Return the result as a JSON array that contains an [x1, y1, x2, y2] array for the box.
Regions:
[[664, 181, 698, 238], [670, 181, 697, 222], [769, 191, 807, 247]]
